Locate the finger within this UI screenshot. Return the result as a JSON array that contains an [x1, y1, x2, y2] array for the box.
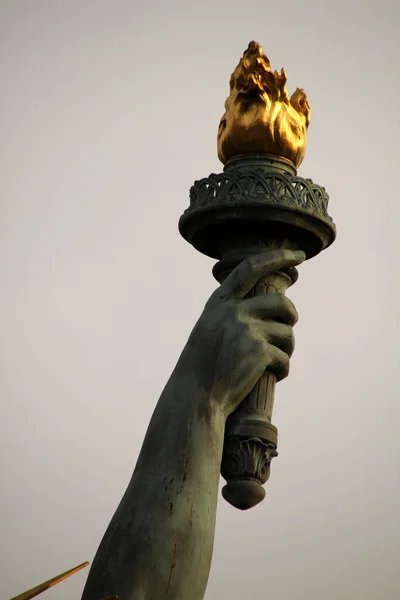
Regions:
[[259, 320, 295, 357], [268, 346, 290, 381], [241, 294, 299, 326], [221, 250, 305, 300]]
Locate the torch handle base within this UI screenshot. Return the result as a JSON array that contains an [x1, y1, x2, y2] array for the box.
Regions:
[[222, 478, 266, 511]]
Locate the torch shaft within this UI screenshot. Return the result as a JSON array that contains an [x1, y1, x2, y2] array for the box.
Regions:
[[214, 251, 295, 510]]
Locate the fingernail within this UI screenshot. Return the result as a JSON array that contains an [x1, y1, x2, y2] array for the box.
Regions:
[[293, 250, 306, 261]]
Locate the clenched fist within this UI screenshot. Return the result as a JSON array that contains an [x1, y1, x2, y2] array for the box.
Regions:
[[180, 249, 305, 418]]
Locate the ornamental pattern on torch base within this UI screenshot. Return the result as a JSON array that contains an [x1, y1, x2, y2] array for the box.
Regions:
[[186, 168, 332, 222], [221, 436, 278, 485]]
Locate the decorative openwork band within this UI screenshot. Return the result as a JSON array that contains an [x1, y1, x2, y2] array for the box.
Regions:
[[186, 168, 332, 222]]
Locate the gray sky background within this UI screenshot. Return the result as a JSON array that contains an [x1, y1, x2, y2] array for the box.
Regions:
[[1, 1, 400, 598]]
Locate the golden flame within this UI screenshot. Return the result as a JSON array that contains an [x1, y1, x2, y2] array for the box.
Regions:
[[217, 41, 311, 167]]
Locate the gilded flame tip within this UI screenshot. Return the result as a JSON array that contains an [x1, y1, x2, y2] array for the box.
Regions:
[[217, 41, 310, 167]]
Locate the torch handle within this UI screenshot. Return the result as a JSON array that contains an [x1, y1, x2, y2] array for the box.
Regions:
[[220, 269, 293, 510]]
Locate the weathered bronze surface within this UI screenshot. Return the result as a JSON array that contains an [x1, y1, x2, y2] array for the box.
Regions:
[[180, 42, 336, 509], [217, 41, 310, 167], [78, 41, 335, 599]]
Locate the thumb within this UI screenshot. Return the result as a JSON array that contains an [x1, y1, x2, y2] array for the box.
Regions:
[[220, 250, 305, 299]]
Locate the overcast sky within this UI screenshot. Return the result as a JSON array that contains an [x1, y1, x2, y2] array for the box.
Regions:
[[1, 1, 400, 599]]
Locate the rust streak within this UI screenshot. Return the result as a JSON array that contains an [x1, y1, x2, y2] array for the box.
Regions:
[[166, 530, 179, 594], [183, 457, 190, 482], [190, 501, 194, 527]]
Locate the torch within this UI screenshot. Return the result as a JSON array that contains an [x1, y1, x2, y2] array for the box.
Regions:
[[179, 42, 336, 510]]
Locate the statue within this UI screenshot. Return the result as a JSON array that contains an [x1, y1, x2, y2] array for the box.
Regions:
[[11, 40, 335, 600], [77, 41, 335, 600]]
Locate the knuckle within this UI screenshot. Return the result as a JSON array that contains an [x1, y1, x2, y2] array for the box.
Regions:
[[250, 335, 266, 357], [228, 302, 251, 334], [282, 351, 290, 368], [276, 352, 290, 381], [274, 294, 286, 309], [230, 300, 243, 321], [285, 326, 295, 352], [244, 320, 265, 349], [280, 295, 298, 324], [281, 249, 296, 262]]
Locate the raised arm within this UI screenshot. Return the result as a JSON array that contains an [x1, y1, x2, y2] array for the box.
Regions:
[[81, 249, 304, 600]]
